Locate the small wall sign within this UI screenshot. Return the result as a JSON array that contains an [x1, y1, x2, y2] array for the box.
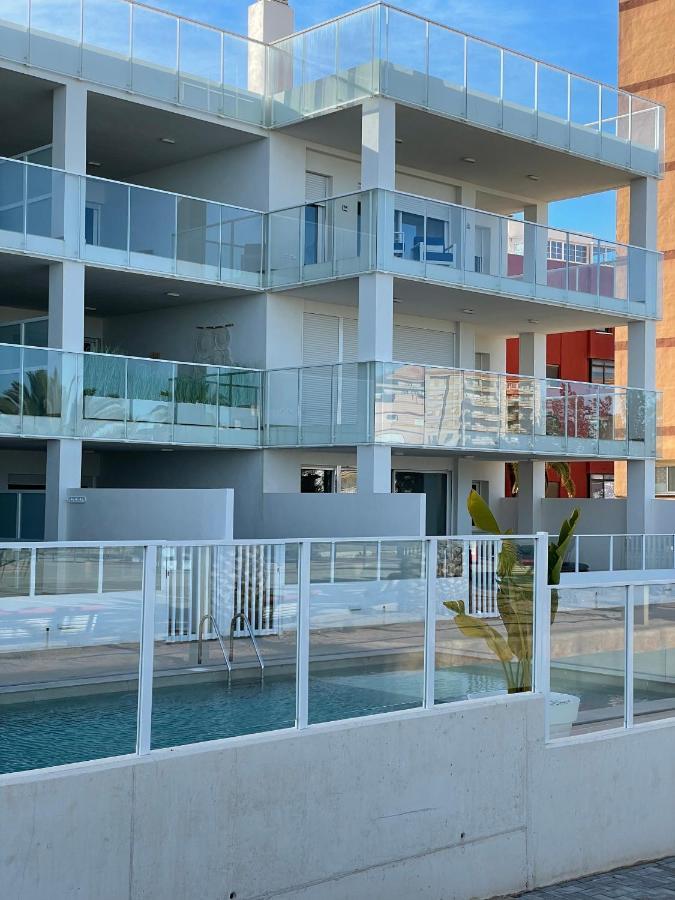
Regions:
[[67, 496, 87, 504]]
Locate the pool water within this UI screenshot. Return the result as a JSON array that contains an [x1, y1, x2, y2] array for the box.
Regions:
[[0, 666, 506, 774], [2, 664, 673, 774]]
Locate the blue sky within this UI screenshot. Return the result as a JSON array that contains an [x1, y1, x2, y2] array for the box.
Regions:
[[157, 0, 619, 237]]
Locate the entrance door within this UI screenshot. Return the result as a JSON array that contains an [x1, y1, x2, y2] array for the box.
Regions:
[[393, 471, 448, 536]]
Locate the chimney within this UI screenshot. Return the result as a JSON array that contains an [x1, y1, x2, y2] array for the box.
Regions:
[[248, 0, 294, 45]]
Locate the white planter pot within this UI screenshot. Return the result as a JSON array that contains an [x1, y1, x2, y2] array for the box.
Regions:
[[467, 690, 580, 738], [83, 395, 126, 422]]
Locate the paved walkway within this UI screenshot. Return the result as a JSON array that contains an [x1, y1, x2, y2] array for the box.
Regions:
[[511, 857, 675, 898]]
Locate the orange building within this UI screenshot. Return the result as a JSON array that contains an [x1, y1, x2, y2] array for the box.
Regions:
[[617, 0, 675, 495]]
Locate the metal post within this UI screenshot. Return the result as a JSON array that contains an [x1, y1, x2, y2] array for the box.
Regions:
[[137, 544, 158, 755], [609, 534, 614, 572], [296, 540, 311, 729], [533, 532, 551, 738], [625, 583, 634, 729], [423, 538, 437, 709]]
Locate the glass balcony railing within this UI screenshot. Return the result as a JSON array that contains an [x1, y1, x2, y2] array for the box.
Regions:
[[0, 156, 265, 288], [0, 0, 268, 125], [264, 360, 658, 459], [0, 3, 663, 176], [270, 4, 664, 176], [268, 190, 662, 318], [0, 344, 262, 446]]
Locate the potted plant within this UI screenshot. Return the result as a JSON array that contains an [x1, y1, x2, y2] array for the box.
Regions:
[[444, 490, 581, 735], [174, 369, 218, 428], [82, 352, 126, 422]]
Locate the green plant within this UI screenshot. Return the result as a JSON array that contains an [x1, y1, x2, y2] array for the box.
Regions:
[[174, 371, 216, 405], [0, 368, 62, 417], [444, 490, 579, 693], [508, 460, 576, 498]]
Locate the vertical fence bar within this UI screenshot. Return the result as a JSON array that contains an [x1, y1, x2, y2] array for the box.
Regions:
[[97, 545, 104, 593], [423, 538, 437, 709], [137, 544, 158, 755], [29, 545, 37, 597], [625, 583, 635, 729], [533, 532, 551, 738], [296, 540, 311, 729]]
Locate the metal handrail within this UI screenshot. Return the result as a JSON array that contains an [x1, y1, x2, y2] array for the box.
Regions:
[[197, 613, 232, 672], [230, 612, 265, 673]]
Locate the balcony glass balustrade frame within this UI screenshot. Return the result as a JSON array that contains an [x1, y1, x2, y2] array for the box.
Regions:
[[0, 342, 263, 448], [266, 189, 662, 320], [0, 155, 265, 289], [0, 1, 664, 177]]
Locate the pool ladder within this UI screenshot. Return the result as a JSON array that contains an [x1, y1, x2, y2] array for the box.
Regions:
[[196, 612, 265, 676]]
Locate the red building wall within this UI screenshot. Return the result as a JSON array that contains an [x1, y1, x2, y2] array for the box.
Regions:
[[505, 330, 614, 498]]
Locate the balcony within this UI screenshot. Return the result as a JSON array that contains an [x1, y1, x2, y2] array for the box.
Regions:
[[265, 361, 658, 460], [0, 343, 262, 446], [0, 3, 663, 178], [0, 156, 264, 288], [0, 347, 657, 459], [270, 4, 664, 177], [268, 190, 662, 319]]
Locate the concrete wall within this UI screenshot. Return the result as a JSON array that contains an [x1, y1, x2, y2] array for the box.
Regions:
[[65, 488, 233, 541], [259, 491, 426, 538], [3, 696, 675, 900]]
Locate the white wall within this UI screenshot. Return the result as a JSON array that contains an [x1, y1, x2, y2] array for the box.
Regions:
[[260, 491, 426, 538], [4, 697, 675, 900], [65, 488, 233, 541]]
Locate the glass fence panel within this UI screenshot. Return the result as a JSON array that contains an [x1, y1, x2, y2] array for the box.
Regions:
[[126, 358, 174, 440], [82, 0, 131, 89], [308, 539, 426, 724], [84, 176, 129, 263], [222, 32, 263, 125], [0, 342, 22, 433], [30, 0, 81, 75], [436, 538, 536, 703], [0, 157, 26, 236], [0, 546, 145, 773], [570, 75, 600, 131], [221, 207, 263, 285], [462, 371, 501, 449], [300, 364, 336, 445], [267, 207, 302, 286], [566, 382, 599, 448], [467, 40, 501, 128], [382, 8, 427, 107], [218, 369, 261, 446], [26, 165, 64, 240], [175, 196, 221, 278], [129, 186, 176, 271], [375, 362, 425, 446], [537, 63, 568, 125], [178, 20, 222, 115], [264, 368, 300, 445], [0, 0, 28, 63], [336, 6, 378, 103], [634, 583, 675, 724], [550, 585, 626, 736], [503, 51, 535, 122], [631, 95, 659, 152], [173, 363, 219, 445], [427, 24, 465, 118], [302, 21, 337, 115], [21, 347, 78, 437], [424, 368, 462, 448], [151, 544, 298, 749], [82, 352, 127, 438], [131, 4, 178, 103]]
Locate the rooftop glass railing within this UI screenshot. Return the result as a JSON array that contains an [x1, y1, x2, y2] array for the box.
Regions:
[[268, 190, 662, 318], [270, 3, 664, 176], [0, 156, 265, 288], [0, 2, 663, 175], [0, 343, 262, 446], [264, 360, 658, 459], [0, 0, 269, 125]]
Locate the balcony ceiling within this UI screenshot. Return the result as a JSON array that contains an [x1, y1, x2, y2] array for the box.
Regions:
[[0, 69, 55, 157], [283, 103, 640, 206], [285, 275, 640, 336]]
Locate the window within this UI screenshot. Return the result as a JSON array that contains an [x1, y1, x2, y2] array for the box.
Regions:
[[546, 240, 589, 263], [300, 466, 356, 494], [546, 364, 560, 380], [656, 466, 675, 495], [568, 243, 588, 264], [547, 240, 564, 260], [589, 473, 615, 499], [590, 359, 615, 385], [474, 352, 490, 372]]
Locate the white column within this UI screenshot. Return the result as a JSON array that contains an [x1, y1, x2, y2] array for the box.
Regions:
[[247, 0, 295, 96], [455, 459, 474, 534], [458, 185, 476, 271], [523, 202, 548, 286], [627, 177, 658, 535], [361, 97, 396, 192], [456, 321, 476, 370], [46, 83, 87, 541], [518, 332, 546, 534], [518, 331, 547, 378], [44, 440, 82, 540]]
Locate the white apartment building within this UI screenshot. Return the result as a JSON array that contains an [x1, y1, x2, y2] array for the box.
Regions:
[[0, 0, 664, 543]]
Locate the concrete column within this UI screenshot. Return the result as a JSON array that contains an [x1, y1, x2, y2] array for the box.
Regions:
[[44, 440, 82, 540], [456, 321, 476, 370], [523, 202, 548, 286], [518, 332, 547, 378], [357, 445, 392, 494], [47, 83, 87, 541], [361, 97, 396, 192], [458, 185, 476, 271], [629, 176, 659, 311], [455, 459, 475, 535], [248, 0, 295, 96], [627, 319, 657, 534], [516, 461, 545, 534]]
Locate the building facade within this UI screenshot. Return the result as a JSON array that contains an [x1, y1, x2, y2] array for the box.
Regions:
[[0, 0, 663, 541]]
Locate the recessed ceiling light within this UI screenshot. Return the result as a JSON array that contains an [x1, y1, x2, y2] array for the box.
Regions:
[[85, 306, 97, 311], [462, 308, 475, 315], [528, 318, 539, 324], [87, 160, 102, 167], [165, 291, 181, 298], [461, 156, 477, 164], [160, 137, 176, 144], [393, 298, 402, 303], [160, 448, 175, 452], [526, 174, 540, 181], [395, 138, 403, 144]]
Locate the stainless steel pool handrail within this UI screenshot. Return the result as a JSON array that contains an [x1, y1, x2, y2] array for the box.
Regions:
[[230, 612, 265, 673], [197, 613, 232, 672]]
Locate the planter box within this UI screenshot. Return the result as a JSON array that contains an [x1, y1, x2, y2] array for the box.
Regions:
[[219, 406, 258, 430], [84, 394, 127, 422], [129, 398, 172, 424], [175, 402, 218, 428]]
